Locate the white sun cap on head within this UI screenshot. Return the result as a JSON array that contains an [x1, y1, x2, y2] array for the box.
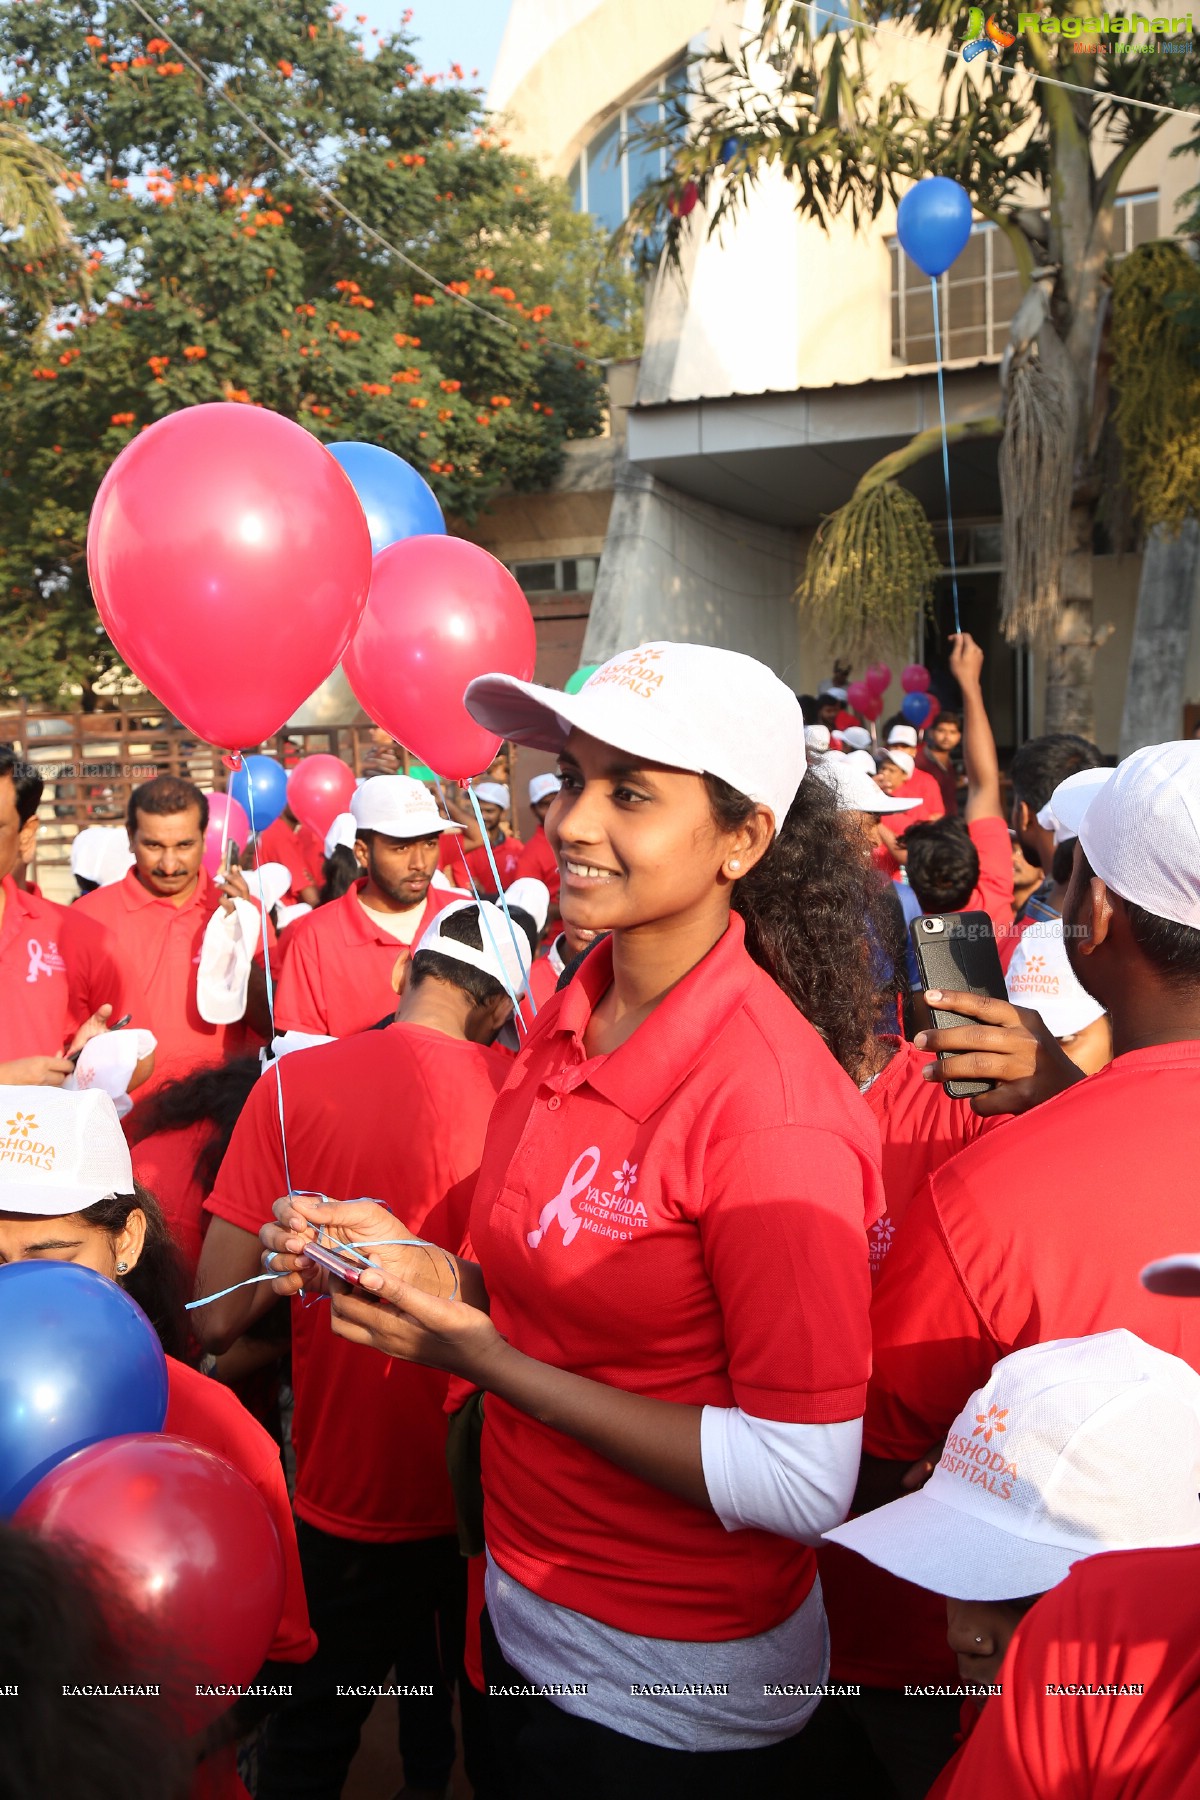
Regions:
[[1037, 766, 1114, 847], [0, 1088, 135, 1217], [1075, 742, 1200, 929], [883, 748, 915, 779], [323, 811, 358, 859], [474, 781, 510, 810], [504, 876, 550, 935], [887, 725, 918, 748], [825, 1330, 1200, 1601], [464, 642, 805, 838], [841, 726, 873, 752], [415, 899, 531, 998], [804, 725, 831, 755], [70, 825, 134, 887], [1004, 916, 1105, 1039], [814, 757, 920, 817], [350, 775, 463, 840], [529, 772, 562, 807]]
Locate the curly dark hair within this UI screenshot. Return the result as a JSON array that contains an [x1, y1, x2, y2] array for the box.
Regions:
[[80, 1184, 191, 1362], [707, 770, 905, 1078], [0, 1525, 191, 1800], [127, 1054, 262, 1197], [318, 843, 361, 905], [903, 818, 979, 913]]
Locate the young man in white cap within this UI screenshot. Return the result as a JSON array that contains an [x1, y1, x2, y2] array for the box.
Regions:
[[437, 779, 523, 895], [274, 774, 463, 1038], [513, 771, 563, 909], [1003, 729, 1103, 970], [826, 1330, 1200, 1797], [196, 899, 530, 1800], [858, 743, 1200, 1698], [883, 726, 944, 825]]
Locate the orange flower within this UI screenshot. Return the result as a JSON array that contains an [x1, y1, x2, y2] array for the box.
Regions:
[[490, 395, 511, 408], [310, 404, 331, 416], [183, 345, 207, 361], [408, 396, 427, 409], [437, 408, 454, 422], [281, 327, 291, 339], [260, 209, 284, 226], [277, 59, 293, 77], [411, 294, 434, 308], [474, 265, 494, 281], [31, 368, 58, 380], [225, 386, 252, 403], [544, 406, 554, 416], [131, 55, 151, 67], [348, 294, 374, 308], [296, 303, 316, 316], [335, 279, 360, 293], [85, 33, 104, 47], [147, 355, 171, 374], [146, 37, 170, 53], [447, 280, 470, 297], [110, 412, 135, 425], [362, 382, 390, 396], [438, 379, 461, 393], [308, 23, 319, 38], [490, 286, 516, 302]]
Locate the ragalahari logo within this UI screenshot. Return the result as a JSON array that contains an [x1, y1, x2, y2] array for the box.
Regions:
[[961, 7, 1017, 57]]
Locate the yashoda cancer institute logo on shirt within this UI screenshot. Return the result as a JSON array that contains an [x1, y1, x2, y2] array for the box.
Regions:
[[527, 1146, 650, 1250], [961, 7, 1017, 57]]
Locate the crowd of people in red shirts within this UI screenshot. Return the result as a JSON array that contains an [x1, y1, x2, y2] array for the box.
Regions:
[[2, 630, 1199, 1800]]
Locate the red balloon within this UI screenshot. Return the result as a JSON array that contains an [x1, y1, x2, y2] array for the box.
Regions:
[[923, 694, 942, 725], [343, 535, 537, 782], [845, 680, 872, 713], [901, 663, 932, 693], [857, 691, 884, 721], [286, 753, 356, 839], [865, 662, 892, 695], [668, 179, 699, 218], [202, 792, 250, 877], [17, 1434, 284, 1728], [88, 404, 372, 750]]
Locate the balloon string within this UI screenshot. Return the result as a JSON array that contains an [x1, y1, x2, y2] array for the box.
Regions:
[[185, 1234, 458, 1310], [240, 759, 296, 1197], [429, 777, 528, 1036], [466, 780, 537, 1018], [930, 274, 962, 638]]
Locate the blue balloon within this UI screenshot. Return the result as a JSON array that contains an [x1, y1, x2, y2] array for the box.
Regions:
[[896, 178, 973, 278], [0, 1262, 167, 1515], [902, 691, 934, 727], [229, 754, 288, 832], [326, 442, 446, 556]]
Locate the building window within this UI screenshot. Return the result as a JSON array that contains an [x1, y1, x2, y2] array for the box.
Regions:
[[511, 557, 599, 596], [568, 63, 686, 235], [889, 192, 1158, 367]]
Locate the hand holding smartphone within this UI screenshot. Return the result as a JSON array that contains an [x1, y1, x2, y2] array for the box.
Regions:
[[910, 912, 1009, 1098]]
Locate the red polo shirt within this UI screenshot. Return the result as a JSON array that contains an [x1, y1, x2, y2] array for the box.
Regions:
[[866, 1040, 1200, 1465], [917, 745, 959, 817], [895, 767, 945, 827], [438, 833, 524, 895], [821, 1037, 1000, 1689], [470, 915, 883, 1642], [0, 875, 129, 1062], [933, 1545, 1200, 1800], [132, 1119, 214, 1283], [165, 1356, 315, 1800], [273, 879, 456, 1037], [72, 869, 250, 1095], [513, 825, 559, 905], [255, 817, 324, 905], [205, 1023, 510, 1541]]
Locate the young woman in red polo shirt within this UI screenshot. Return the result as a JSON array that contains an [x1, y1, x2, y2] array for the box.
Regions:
[[264, 644, 894, 1799]]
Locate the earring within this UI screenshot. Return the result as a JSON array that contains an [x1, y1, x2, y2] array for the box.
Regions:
[[974, 1635, 984, 1645], [729, 859, 741, 872], [116, 1260, 128, 1274]]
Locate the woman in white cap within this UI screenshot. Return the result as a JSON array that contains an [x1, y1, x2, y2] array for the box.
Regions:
[[262, 642, 901, 1796], [825, 1329, 1200, 1796]]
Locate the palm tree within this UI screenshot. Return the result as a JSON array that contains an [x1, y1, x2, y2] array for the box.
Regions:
[[0, 118, 70, 262]]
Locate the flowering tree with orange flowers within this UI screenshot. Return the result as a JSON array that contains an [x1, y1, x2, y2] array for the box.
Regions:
[[0, 0, 639, 704]]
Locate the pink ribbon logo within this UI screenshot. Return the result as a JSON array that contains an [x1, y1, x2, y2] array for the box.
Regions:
[[527, 1147, 600, 1250]]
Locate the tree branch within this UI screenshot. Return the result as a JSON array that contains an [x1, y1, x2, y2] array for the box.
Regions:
[[853, 416, 1003, 495]]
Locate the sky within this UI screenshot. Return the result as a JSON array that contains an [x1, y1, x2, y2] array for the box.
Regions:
[[362, 0, 511, 94]]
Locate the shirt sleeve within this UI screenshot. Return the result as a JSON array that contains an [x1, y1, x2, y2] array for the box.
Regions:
[[864, 1175, 1002, 1461], [700, 1411, 861, 1543], [968, 817, 1016, 933], [700, 1125, 877, 1424], [273, 919, 327, 1035]]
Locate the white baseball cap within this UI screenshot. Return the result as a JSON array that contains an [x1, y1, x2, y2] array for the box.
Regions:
[[825, 1331, 1200, 1600], [505, 876, 550, 935], [415, 898, 533, 998], [1038, 766, 1114, 847], [323, 811, 358, 858], [887, 725, 918, 748], [815, 757, 919, 817], [841, 726, 873, 752], [465, 642, 805, 838], [818, 683, 848, 704], [1004, 916, 1105, 1038], [70, 825, 134, 887], [350, 775, 463, 840], [803, 725, 831, 755], [475, 781, 510, 810], [529, 772, 562, 807], [1076, 743, 1200, 929], [0, 1088, 135, 1216], [882, 748, 915, 779]]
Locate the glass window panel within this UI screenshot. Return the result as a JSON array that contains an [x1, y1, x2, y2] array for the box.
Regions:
[[973, 524, 1003, 562], [1131, 195, 1158, 246], [905, 285, 934, 346], [576, 557, 599, 591], [585, 114, 624, 233], [891, 289, 903, 359], [560, 560, 577, 590], [905, 334, 938, 364], [949, 324, 988, 360], [514, 561, 557, 593], [991, 227, 1020, 273], [953, 229, 988, 284], [991, 272, 1023, 337], [626, 100, 663, 210]]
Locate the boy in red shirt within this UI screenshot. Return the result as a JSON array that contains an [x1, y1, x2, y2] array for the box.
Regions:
[[896, 635, 1013, 934], [196, 900, 529, 1800], [274, 775, 462, 1037], [253, 806, 323, 907], [883, 729, 944, 825], [437, 780, 523, 895]]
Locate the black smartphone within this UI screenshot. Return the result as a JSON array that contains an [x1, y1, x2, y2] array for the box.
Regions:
[[909, 911, 1009, 1098], [224, 837, 241, 877]]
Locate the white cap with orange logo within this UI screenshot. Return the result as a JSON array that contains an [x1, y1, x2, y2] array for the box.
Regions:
[[0, 1089, 135, 1217], [465, 642, 806, 838], [825, 1331, 1200, 1599]]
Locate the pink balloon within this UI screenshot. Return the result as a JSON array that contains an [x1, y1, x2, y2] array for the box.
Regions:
[[857, 692, 884, 721], [901, 663, 932, 693], [343, 535, 537, 782], [87, 403, 372, 750], [845, 680, 871, 712], [286, 754, 356, 839], [202, 792, 250, 877], [865, 663, 892, 695]]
